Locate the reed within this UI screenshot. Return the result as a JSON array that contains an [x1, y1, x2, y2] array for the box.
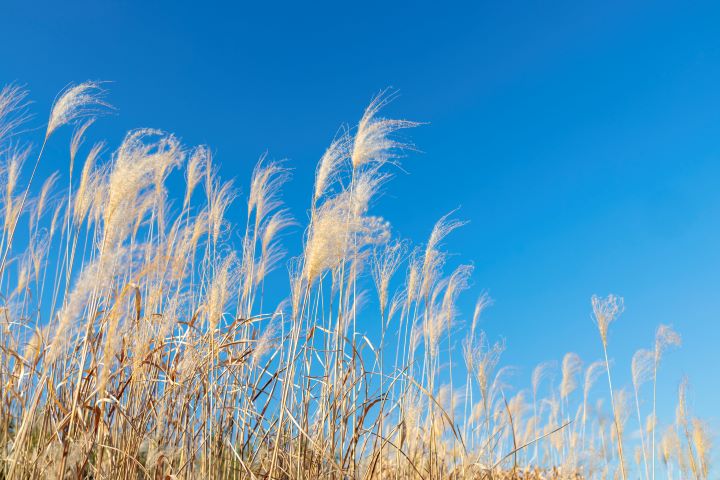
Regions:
[[0, 83, 712, 479]]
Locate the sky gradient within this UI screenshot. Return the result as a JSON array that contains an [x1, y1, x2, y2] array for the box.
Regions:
[[2, 0, 719, 427]]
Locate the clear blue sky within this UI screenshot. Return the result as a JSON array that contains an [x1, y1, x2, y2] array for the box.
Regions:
[[2, 1, 719, 425]]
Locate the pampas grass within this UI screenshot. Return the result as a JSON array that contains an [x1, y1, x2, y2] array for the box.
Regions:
[[0, 83, 713, 479]]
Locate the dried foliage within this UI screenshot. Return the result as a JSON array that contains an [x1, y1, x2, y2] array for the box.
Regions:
[[0, 84, 712, 480]]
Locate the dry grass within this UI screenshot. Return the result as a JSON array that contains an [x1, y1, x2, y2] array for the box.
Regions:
[[0, 82, 712, 479]]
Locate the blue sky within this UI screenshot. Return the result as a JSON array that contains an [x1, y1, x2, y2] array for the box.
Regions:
[[2, 0, 719, 425]]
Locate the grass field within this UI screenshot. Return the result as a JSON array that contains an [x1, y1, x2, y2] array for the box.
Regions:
[[0, 82, 712, 479]]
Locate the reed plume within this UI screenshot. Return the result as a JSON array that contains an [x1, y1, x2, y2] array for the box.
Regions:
[[46, 81, 110, 139], [0, 82, 711, 480], [592, 294, 628, 480]]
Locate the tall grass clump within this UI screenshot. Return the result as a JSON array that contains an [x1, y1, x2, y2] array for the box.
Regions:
[[0, 82, 713, 479]]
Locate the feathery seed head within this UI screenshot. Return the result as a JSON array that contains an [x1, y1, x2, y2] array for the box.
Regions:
[[691, 418, 712, 478], [48, 247, 127, 364], [463, 331, 505, 405], [4, 145, 29, 231], [73, 142, 104, 226], [69, 118, 95, 175], [420, 212, 467, 299], [532, 360, 556, 399], [248, 157, 290, 225], [654, 324, 681, 363], [471, 292, 492, 339], [675, 378, 689, 426], [184, 145, 208, 208], [560, 352, 583, 400], [441, 263, 473, 323], [371, 240, 405, 314], [314, 132, 350, 202], [206, 253, 239, 331], [404, 249, 422, 306], [260, 209, 294, 256], [253, 210, 295, 288], [102, 130, 183, 245], [583, 360, 606, 401], [36, 172, 58, 221], [351, 91, 419, 170], [302, 189, 388, 283], [591, 294, 624, 347], [631, 348, 654, 390], [0, 84, 30, 144], [47, 81, 110, 139], [660, 427, 680, 466], [208, 179, 236, 246]]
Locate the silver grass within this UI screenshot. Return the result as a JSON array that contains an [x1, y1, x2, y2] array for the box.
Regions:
[[560, 352, 583, 400], [351, 91, 419, 170], [0, 84, 30, 143], [46, 81, 110, 139]]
